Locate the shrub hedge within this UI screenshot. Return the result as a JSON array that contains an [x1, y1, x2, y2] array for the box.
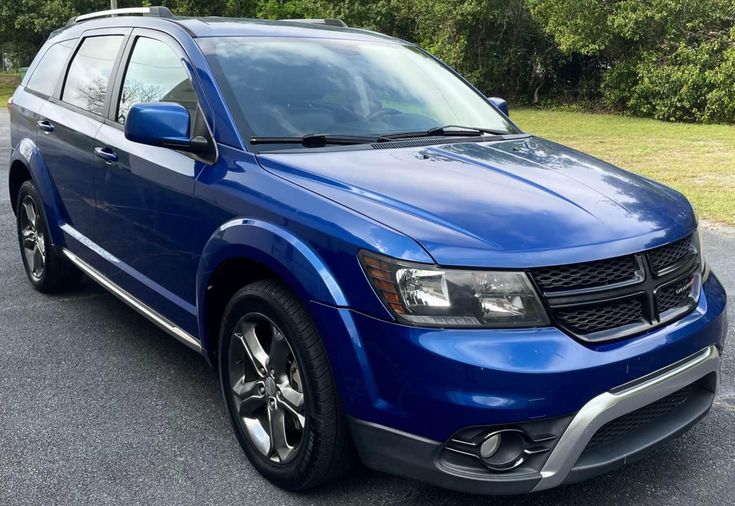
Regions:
[[1, 0, 733, 123]]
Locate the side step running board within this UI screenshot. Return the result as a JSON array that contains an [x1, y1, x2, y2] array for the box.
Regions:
[[62, 248, 202, 353]]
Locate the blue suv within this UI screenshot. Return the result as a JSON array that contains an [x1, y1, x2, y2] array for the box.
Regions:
[[7, 7, 728, 494]]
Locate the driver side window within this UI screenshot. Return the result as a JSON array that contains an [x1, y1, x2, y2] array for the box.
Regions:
[[117, 37, 199, 127]]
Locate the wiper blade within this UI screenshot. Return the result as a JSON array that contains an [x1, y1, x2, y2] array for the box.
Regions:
[[250, 133, 378, 146], [381, 125, 509, 141], [427, 124, 510, 136]]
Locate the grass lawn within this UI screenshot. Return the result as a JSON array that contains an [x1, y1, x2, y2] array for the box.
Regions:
[[0, 73, 21, 106], [512, 109, 735, 225]]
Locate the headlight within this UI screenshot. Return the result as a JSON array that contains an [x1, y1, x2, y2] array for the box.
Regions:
[[360, 252, 550, 328]]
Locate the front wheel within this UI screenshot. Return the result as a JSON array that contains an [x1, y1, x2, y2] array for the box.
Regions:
[[219, 279, 354, 490]]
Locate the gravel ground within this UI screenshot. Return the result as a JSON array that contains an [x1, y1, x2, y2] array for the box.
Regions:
[[1, 108, 733, 505]]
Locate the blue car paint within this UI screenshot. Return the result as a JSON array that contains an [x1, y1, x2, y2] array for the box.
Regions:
[[7, 15, 727, 451], [258, 137, 696, 268], [193, 144, 434, 350], [313, 276, 727, 440], [124, 102, 193, 146]]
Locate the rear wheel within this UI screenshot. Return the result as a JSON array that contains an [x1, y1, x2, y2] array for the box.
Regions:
[[16, 181, 81, 293], [219, 279, 354, 490]]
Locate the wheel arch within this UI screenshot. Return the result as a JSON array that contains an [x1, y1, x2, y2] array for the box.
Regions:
[[196, 218, 348, 366], [9, 138, 66, 245], [9, 159, 32, 215]]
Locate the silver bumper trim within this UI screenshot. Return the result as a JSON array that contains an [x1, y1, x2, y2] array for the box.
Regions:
[[533, 345, 720, 491]]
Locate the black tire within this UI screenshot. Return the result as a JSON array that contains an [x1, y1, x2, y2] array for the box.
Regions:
[[16, 180, 82, 293], [219, 279, 354, 491]]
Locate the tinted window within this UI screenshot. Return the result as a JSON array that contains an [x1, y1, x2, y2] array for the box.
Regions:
[[26, 40, 76, 97], [199, 37, 516, 144], [117, 37, 198, 124], [62, 35, 124, 115]]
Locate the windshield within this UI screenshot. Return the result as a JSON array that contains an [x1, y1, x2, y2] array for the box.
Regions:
[[198, 37, 518, 147]]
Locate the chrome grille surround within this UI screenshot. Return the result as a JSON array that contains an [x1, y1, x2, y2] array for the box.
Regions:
[[531, 234, 701, 343]]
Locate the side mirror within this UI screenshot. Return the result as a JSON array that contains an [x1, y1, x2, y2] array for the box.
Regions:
[[488, 97, 509, 117], [125, 102, 209, 154]]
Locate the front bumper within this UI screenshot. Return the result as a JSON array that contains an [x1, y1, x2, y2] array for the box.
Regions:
[[349, 345, 721, 494], [307, 273, 727, 494]]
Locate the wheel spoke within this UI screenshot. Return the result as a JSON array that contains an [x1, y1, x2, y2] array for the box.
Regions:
[[278, 386, 305, 428], [22, 229, 35, 249], [36, 234, 45, 257], [268, 403, 295, 462], [268, 326, 291, 375], [32, 246, 44, 276], [242, 417, 271, 456], [236, 322, 269, 377], [23, 200, 37, 231], [232, 375, 266, 416]]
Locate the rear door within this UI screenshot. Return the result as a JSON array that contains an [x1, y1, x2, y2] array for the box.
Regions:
[[10, 39, 75, 152], [91, 29, 215, 332], [36, 29, 128, 241]]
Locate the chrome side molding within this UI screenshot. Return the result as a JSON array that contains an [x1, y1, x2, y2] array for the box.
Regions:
[[62, 248, 202, 353]]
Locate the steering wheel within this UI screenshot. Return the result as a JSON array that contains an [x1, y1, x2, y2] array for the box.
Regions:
[[366, 108, 403, 121], [302, 101, 362, 122]]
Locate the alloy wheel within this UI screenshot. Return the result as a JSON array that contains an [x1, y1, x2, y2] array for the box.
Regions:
[[228, 313, 306, 464], [20, 195, 46, 280]]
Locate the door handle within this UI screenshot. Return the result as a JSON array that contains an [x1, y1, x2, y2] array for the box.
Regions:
[[37, 120, 54, 133], [94, 147, 119, 163]]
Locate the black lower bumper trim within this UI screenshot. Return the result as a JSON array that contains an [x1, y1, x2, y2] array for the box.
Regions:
[[348, 418, 542, 495]]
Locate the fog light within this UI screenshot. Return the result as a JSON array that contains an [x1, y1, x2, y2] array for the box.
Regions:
[[480, 433, 501, 459], [479, 429, 526, 471]]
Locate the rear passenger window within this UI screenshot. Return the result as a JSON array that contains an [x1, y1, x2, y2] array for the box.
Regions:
[[62, 35, 124, 116], [117, 37, 198, 125], [26, 40, 76, 97]]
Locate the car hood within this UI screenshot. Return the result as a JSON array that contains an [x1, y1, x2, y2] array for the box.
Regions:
[[257, 137, 696, 268]]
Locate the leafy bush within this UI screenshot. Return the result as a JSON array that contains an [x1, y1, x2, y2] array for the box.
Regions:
[[703, 30, 735, 123], [620, 42, 721, 122], [534, 0, 735, 122]]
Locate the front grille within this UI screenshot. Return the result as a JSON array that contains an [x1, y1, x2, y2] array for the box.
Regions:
[[648, 236, 694, 273], [532, 255, 638, 292], [657, 276, 696, 314], [586, 384, 696, 449], [556, 298, 644, 334], [531, 235, 698, 342]]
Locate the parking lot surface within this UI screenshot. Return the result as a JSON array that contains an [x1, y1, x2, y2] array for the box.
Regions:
[[1, 109, 733, 505]]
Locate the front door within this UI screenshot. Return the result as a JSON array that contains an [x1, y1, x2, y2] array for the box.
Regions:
[[91, 31, 214, 333]]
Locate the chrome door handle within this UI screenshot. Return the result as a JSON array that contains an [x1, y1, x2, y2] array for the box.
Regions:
[[37, 120, 54, 133], [94, 147, 119, 163]]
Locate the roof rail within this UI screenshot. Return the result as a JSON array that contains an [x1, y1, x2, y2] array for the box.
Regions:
[[66, 6, 174, 26], [281, 18, 348, 28]]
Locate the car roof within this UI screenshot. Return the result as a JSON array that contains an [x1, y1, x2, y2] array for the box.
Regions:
[[175, 17, 402, 42], [49, 15, 405, 45]]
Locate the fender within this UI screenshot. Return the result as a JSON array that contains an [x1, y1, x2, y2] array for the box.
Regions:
[[196, 217, 390, 416], [196, 217, 349, 354], [10, 138, 67, 246]]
